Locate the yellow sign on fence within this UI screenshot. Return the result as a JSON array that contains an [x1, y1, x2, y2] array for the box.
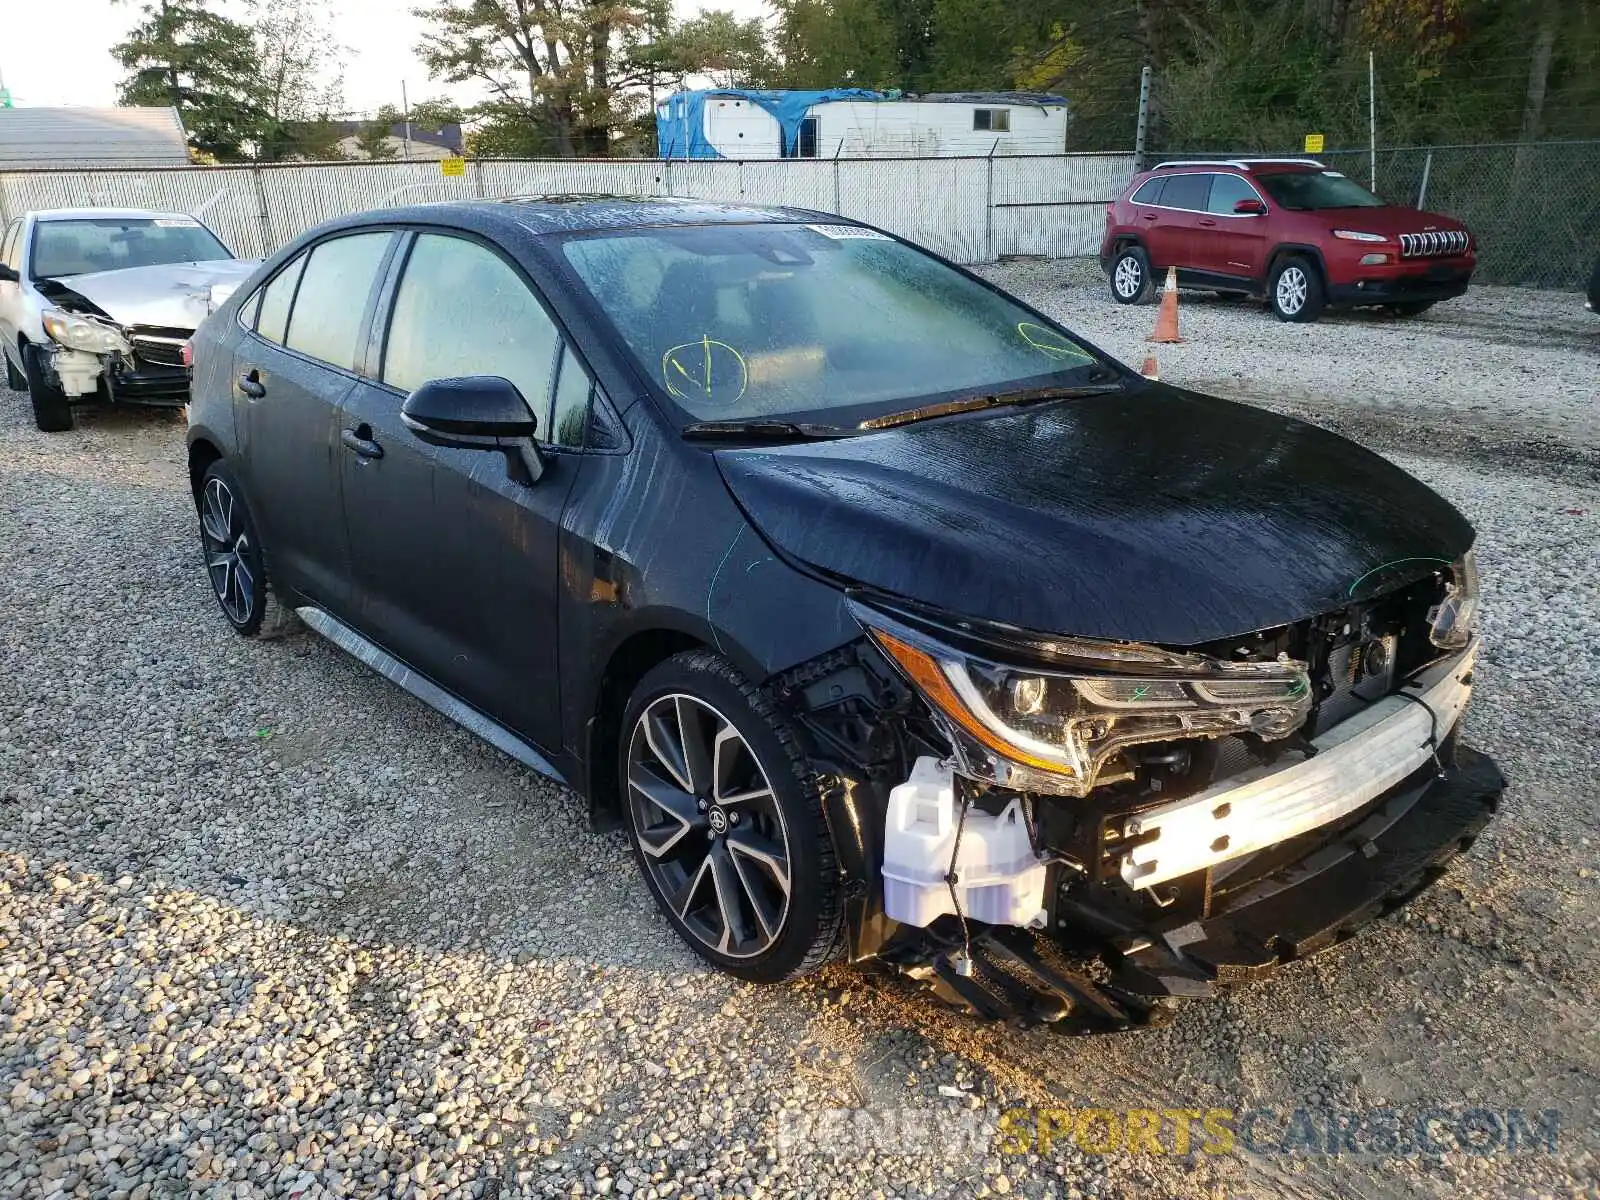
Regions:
[[441, 157, 466, 177], [1303, 133, 1325, 154]]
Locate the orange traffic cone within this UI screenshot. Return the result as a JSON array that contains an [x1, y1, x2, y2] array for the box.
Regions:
[[1150, 266, 1182, 344], [1139, 355, 1160, 381]]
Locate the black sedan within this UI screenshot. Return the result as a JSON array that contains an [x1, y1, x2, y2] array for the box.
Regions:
[[186, 198, 1502, 1027]]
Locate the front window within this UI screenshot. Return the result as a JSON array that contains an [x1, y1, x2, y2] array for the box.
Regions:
[[558, 223, 1106, 426], [1255, 170, 1384, 210], [29, 217, 231, 280]]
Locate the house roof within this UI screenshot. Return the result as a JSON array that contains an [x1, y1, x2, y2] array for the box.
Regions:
[[330, 120, 464, 153], [0, 107, 190, 169]]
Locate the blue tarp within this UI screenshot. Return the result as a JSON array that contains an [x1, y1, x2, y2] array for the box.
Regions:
[[656, 89, 886, 159]]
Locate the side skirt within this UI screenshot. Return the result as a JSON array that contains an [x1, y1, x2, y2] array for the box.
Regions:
[[295, 604, 568, 787]]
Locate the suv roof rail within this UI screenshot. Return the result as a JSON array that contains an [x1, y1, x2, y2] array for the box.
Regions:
[[1150, 157, 1326, 171]]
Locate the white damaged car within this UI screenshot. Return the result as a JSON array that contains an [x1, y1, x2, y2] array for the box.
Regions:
[[0, 208, 257, 431]]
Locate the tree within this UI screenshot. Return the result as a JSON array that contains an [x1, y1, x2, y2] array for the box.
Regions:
[[767, 0, 898, 89], [353, 108, 401, 160], [662, 10, 775, 88], [414, 0, 656, 158], [252, 0, 349, 161], [113, 0, 265, 161]]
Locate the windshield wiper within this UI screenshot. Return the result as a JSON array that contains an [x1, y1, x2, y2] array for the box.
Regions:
[[681, 419, 860, 441], [859, 377, 1126, 432]]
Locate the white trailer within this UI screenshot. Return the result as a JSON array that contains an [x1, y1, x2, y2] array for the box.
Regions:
[[660, 90, 1070, 160]]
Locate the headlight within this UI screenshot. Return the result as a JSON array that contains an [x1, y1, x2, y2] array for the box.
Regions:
[[41, 308, 130, 355], [855, 605, 1312, 798], [1332, 230, 1389, 243], [1427, 550, 1479, 650]]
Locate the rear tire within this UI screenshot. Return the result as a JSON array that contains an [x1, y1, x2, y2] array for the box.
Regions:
[[197, 459, 295, 638], [23, 343, 72, 432], [620, 650, 845, 983], [1108, 245, 1152, 304], [1268, 256, 1325, 322], [4, 348, 24, 391]]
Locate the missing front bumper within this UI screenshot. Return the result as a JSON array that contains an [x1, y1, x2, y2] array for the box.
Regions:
[[1119, 642, 1477, 890], [881, 742, 1503, 1031]]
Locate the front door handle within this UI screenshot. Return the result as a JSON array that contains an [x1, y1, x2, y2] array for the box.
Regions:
[[341, 426, 383, 460], [237, 368, 265, 398], [1198, 218, 1217, 227], [1141, 212, 1158, 221]]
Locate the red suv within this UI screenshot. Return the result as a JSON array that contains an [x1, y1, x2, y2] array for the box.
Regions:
[[1100, 159, 1475, 321]]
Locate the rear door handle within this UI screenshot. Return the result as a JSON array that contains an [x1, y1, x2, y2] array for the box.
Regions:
[[237, 368, 265, 398], [1198, 218, 1217, 227], [341, 426, 383, 460]]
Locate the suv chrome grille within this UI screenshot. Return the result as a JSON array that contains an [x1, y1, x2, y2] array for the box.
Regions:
[[1399, 230, 1469, 258]]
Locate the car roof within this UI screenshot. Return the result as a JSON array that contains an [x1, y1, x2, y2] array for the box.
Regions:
[[1148, 159, 1324, 175], [27, 207, 200, 223], [322, 195, 849, 240]]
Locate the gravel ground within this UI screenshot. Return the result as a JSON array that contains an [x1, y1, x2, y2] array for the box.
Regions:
[[2, 264, 1598, 1200]]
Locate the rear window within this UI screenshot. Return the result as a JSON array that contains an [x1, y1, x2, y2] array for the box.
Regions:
[[1158, 173, 1211, 211], [29, 217, 230, 280]]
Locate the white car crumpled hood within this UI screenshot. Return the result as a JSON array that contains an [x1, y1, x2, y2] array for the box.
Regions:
[[52, 258, 260, 330]]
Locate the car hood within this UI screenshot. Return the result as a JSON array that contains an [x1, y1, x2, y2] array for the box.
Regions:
[[47, 259, 259, 329], [714, 385, 1474, 646], [1312, 205, 1467, 235]]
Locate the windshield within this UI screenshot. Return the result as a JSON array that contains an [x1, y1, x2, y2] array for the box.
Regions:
[[558, 223, 1106, 424], [30, 217, 232, 280], [1256, 170, 1385, 211]]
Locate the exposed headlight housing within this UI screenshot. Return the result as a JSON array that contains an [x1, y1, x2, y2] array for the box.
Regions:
[[1332, 229, 1390, 243], [854, 604, 1313, 798], [1427, 550, 1479, 650], [41, 308, 131, 356]]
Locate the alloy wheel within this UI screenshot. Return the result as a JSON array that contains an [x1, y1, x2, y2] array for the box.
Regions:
[[1114, 255, 1142, 298], [626, 693, 793, 959], [200, 477, 255, 625], [1276, 266, 1308, 315]]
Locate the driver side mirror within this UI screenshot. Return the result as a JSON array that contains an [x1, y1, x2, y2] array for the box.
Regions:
[[401, 375, 544, 484], [1233, 198, 1267, 216], [0, 264, 19, 283]]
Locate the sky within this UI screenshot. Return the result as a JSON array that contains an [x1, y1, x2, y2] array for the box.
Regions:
[[3, 0, 768, 115]]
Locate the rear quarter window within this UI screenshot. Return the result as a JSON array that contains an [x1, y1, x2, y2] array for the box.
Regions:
[[1130, 178, 1166, 205]]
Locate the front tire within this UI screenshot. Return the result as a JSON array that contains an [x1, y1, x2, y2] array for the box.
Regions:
[[620, 650, 844, 983], [1269, 256, 1325, 322], [1109, 244, 1152, 304], [197, 460, 294, 637], [23, 343, 72, 432]]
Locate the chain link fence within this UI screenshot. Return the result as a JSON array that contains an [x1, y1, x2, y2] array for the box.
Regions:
[[0, 153, 1137, 268], [1151, 140, 1599, 289]]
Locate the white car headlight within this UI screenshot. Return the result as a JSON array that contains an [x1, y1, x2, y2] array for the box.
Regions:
[[853, 604, 1313, 798], [41, 308, 131, 356], [1332, 230, 1390, 242]]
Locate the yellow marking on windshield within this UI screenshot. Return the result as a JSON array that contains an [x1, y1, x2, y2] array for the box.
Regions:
[[662, 337, 748, 404], [1017, 321, 1089, 362]]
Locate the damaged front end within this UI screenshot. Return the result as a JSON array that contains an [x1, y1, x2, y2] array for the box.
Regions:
[[35, 280, 198, 406], [772, 557, 1502, 1031]]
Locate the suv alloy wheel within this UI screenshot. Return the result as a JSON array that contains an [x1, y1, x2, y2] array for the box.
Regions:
[[1269, 256, 1325, 322], [1109, 245, 1152, 304]]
